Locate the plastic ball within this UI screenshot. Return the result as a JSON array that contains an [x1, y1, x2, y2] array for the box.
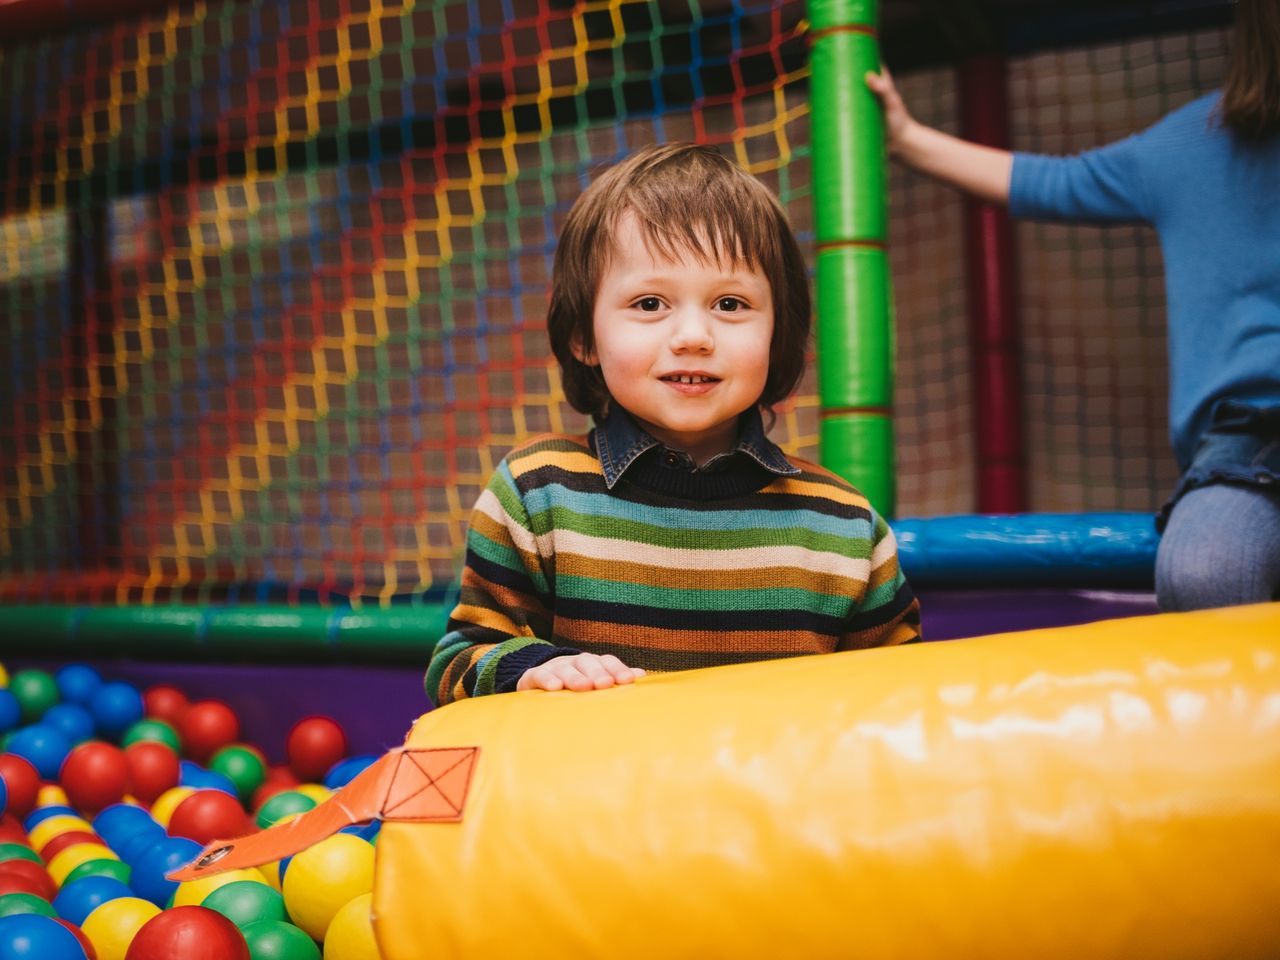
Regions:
[[171, 868, 266, 911], [0, 665, 6, 687], [88, 685, 143, 741], [0, 860, 55, 901], [0, 912, 88, 959], [47, 843, 120, 887], [62, 859, 131, 889], [0, 759, 38, 822], [322, 892, 378, 960], [60, 743, 130, 815], [34, 785, 68, 808], [113, 833, 163, 870], [6, 726, 70, 781], [53, 875, 134, 926], [119, 721, 180, 754], [81, 896, 160, 960], [322, 756, 376, 791], [286, 717, 347, 784], [0, 893, 56, 920], [177, 762, 238, 797], [127, 836, 200, 907], [146, 787, 194, 830], [0, 694, 21, 737], [0, 819, 26, 848], [42, 705, 96, 748], [254, 791, 316, 830], [0, 847, 37, 868], [123, 904, 248, 960], [281, 834, 375, 941], [26, 812, 88, 846], [6, 672, 59, 725], [240, 919, 321, 960], [167, 790, 251, 847], [252, 766, 301, 811], [209, 746, 266, 802], [54, 667, 102, 707], [36, 830, 105, 863], [176, 703, 238, 765], [52, 919, 95, 959], [89, 806, 156, 848], [294, 784, 332, 806], [139, 688, 186, 727], [200, 879, 286, 929]]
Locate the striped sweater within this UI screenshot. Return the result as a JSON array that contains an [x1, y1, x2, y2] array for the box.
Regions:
[[426, 415, 920, 706]]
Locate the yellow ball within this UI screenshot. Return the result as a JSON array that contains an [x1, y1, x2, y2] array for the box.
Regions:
[[323, 892, 381, 960], [81, 896, 161, 960], [296, 783, 333, 805], [258, 859, 283, 892], [172, 866, 268, 908], [48, 842, 119, 886], [0, 662, 8, 687], [36, 784, 69, 807], [282, 834, 376, 941], [149, 785, 195, 828], [28, 814, 93, 853]]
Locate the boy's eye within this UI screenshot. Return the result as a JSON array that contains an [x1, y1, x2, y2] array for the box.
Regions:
[[635, 297, 663, 311], [717, 297, 745, 312]]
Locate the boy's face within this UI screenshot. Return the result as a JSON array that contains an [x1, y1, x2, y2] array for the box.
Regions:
[[578, 213, 773, 465]]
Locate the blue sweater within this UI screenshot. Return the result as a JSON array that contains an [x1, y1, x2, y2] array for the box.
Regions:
[[1010, 93, 1280, 471]]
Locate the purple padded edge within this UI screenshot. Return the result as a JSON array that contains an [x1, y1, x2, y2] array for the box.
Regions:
[[7, 588, 1158, 761]]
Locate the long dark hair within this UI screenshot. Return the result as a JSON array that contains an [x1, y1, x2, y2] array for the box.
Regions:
[[1220, 0, 1280, 141]]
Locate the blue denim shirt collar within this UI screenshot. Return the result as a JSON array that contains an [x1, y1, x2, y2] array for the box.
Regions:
[[593, 405, 801, 490]]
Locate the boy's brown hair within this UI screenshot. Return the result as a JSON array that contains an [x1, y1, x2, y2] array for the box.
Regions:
[[1220, 0, 1280, 142], [548, 143, 811, 420]]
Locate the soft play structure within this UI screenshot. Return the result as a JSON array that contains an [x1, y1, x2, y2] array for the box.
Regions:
[[1, 0, 1273, 957]]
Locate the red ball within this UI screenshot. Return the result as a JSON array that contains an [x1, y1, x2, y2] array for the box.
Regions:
[[0, 753, 42, 819], [167, 789, 252, 846], [123, 741, 181, 804], [124, 904, 249, 960], [0, 813, 28, 845], [177, 701, 239, 763], [0, 857, 57, 899], [285, 716, 347, 782], [142, 685, 189, 725], [60, 741, 130, 815], [38, 829, 105, 862], [54, 918, 98, 959]]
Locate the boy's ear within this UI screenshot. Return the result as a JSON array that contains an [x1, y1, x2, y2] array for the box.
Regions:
[[570, 336, 597, 366]]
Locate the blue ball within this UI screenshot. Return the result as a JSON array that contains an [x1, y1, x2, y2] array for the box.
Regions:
[[41, 704, 95, 747], [339, 820, 381, 843], [0, 913, 87, 959], [117, 829, 166, 866], [130, 836, 201, 906], [6, 725, 71, 781], [22, 805, 78, 833], [52, 875, 134, 926], [91, 803, 160, 849], [323, 754, 378, 789], [0, 777, 7, 818], [54, 665, 102, 706], [0, 691, 21, 735], [178, 761, 238, 797], [88, 682, 143, 739]]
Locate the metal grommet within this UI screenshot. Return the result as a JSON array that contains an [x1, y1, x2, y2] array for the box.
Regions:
[[196, 844, 235, 868]]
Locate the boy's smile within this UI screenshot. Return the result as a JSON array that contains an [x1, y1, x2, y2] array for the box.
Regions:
[[579, 213, 774, 466]]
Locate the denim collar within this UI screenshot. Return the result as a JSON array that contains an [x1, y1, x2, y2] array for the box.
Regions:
[[592, 405, 801, 490]]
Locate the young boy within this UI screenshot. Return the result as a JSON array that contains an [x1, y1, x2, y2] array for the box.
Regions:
[[426, 143, 919, 706]]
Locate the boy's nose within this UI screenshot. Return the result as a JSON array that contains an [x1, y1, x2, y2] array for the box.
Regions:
[[669, 308, 714, 353]]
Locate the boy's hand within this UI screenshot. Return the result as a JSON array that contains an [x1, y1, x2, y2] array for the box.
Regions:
[[864, 68, 915, 153], [517, 653, 646, 692]]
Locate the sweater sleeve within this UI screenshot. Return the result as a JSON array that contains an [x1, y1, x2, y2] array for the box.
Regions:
[[1009, 132, 1153, 224], [424, 461, 579, 706], [839, 509, 921, 650]]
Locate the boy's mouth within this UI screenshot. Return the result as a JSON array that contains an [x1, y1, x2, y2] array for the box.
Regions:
[[660, 374, 720, 384]]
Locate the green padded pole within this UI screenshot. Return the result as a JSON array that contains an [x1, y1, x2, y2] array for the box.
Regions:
[[808, 0, 896, 516]]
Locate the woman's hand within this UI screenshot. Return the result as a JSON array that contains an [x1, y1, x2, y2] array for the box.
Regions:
[[517, 653, 646, 692]]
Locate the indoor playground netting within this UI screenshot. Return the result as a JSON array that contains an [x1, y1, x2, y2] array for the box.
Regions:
[[1, 1, 1276, 958]]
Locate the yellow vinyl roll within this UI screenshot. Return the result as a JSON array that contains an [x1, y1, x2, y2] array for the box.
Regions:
[[373, 604, 1280, 960]]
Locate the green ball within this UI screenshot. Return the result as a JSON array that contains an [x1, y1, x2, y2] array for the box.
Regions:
[[0, 892, 57, 919], [240, 919, 322, 960], [0, 731, 10, 751], [255, 791, 317, 829], [0, 843, 42, 866], [121, 717, 182, 752], [62, 857, 132, 887], [210, 745, 267, 802], [9, 669, 59, 722], [202, 879, 287, 929]]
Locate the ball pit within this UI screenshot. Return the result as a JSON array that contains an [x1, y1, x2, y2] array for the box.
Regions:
[[0, 659, 378, 960]]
